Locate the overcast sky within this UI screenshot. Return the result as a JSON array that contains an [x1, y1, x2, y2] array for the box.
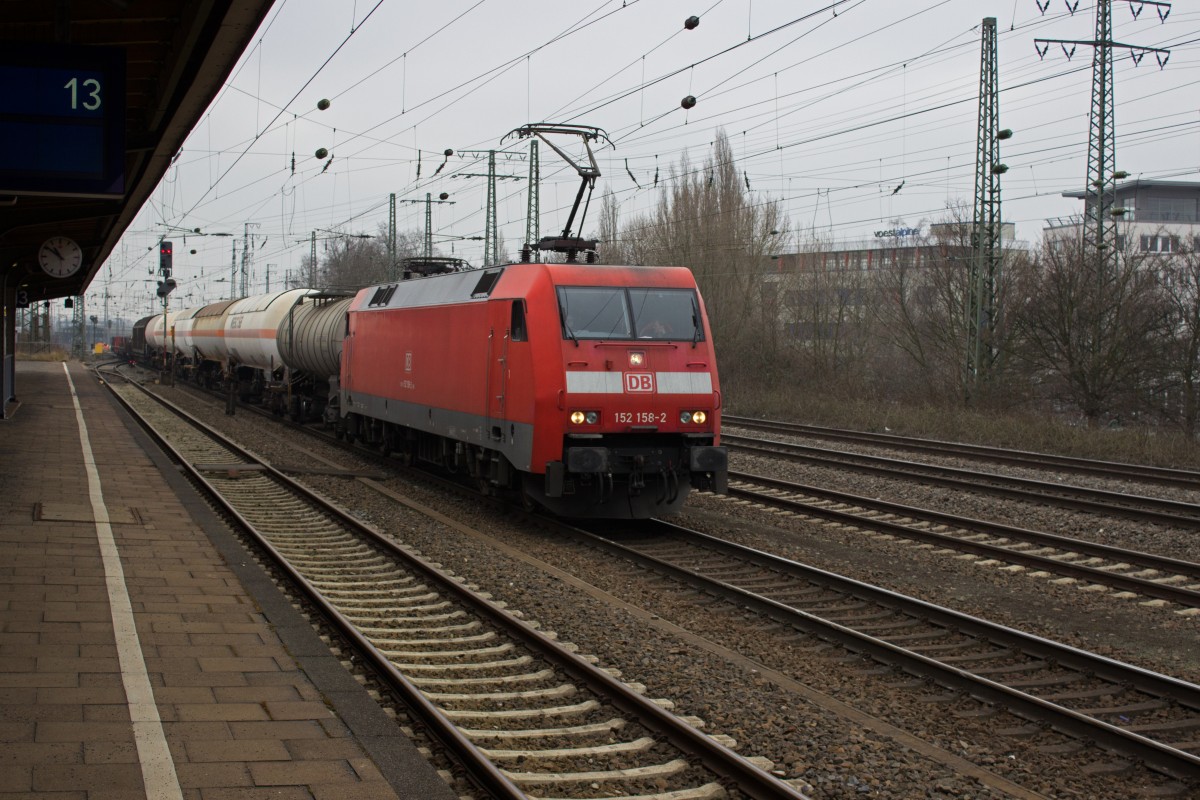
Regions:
[[93, 0, 1199, 322]]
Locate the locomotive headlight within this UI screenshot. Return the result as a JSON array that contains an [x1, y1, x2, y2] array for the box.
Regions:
[[692, 410, 707, 424], [570, 411, 586, 424], [680, 410, 707, 424], [679, 411, 691, 423], [629, 351, 645, 367], [570, 410, 601, 425], [585, 411, 599, 424]]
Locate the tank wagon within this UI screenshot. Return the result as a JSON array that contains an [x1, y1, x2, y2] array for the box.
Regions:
[[135, 289, 348, 411]]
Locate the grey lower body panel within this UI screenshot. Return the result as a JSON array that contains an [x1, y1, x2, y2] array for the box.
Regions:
[[341, 390, 534, 471]]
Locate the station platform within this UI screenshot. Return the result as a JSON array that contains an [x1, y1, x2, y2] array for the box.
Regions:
[[0, 360, 457, 800]]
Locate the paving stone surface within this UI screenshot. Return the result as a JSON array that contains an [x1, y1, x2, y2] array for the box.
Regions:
[[1, 363, 457, 799]]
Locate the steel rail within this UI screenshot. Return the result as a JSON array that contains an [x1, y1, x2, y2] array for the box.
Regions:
[[565, 521, 1200, 783], [723, 415, 1200, 489], [725, 435, 1200, 529], [102, 370, 808, 800], [101, 372, 531, 800], [726, 471, 1200, 606]]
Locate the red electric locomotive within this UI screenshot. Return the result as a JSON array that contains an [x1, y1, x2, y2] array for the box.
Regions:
[[337, 260, 727, 518]]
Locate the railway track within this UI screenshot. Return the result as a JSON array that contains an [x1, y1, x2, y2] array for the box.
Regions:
[[115, 367, 1200, 794], [131, 370, 1200, 605], [723, 415, 1200, 490], [563, 520, 1200, 786], [721, 472, 1200, 608], [101, 369, 807, 800], [723, 433, 1200, 528], [123, 373, 1200, 608]]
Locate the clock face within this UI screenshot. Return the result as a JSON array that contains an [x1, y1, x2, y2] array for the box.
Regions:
[[38, 236, 84, 279]]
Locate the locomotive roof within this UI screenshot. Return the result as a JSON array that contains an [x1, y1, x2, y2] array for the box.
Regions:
[[540, 262, 694, 284], [353, 267, 505, 311], [352, 262, 697, 312]]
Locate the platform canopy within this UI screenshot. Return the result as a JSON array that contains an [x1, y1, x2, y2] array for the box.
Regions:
[[0, 0, 276, 302]]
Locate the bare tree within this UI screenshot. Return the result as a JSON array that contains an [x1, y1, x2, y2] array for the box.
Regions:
[[496, 229, 510, 266], [859, 215, 983, 403], [320, 233, 386, 289], [312, 224, 426, 290], [595, 189, 628, 264], [773, 234, 874, 387], [860, 205, 1030, 406], [1155, 245, 1200, 437], [1011, 237, 1167, 426]]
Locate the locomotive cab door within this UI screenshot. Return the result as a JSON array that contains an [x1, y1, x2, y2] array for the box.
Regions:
[[484, 300, 513, 442]]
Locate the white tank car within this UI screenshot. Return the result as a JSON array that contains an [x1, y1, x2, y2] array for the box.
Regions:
[[222, 289, 316, 371], [187, 298, 239, 363], [171, 305, 204, 358], [143, 311, 178, 352]]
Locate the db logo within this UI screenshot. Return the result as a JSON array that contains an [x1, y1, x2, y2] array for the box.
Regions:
[[624, 372, 655, 393]]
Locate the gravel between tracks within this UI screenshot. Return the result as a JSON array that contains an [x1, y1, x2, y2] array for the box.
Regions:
[[147, 382, 1197, 799]]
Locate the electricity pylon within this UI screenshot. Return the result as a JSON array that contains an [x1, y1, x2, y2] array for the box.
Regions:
[[388, 193, 397, 274], [967, 17, 1011, 396], [239, 222, 260, 296], [525, 139, 540, 262], [455, 149, 525, 266], [1034, 0, 1171, 271]]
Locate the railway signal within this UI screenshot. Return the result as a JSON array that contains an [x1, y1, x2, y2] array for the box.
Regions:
[[159, 240, 173, 277]]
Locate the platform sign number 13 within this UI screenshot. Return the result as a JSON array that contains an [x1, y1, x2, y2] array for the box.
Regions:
[[64, 77, 102, 111]]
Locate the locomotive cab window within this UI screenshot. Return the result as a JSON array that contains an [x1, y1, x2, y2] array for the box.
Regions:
[[510, 300, 527, 342], [630, 288, 702, 340], [558, 287, 632, 340], [557, 286, 700, 341]]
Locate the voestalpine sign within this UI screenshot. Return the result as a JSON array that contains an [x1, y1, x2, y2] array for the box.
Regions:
[[0, 43, 125, 198], [874, 227, 921, 238]]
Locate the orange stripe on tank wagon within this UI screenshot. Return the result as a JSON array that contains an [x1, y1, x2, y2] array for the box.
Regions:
[[223, 329, 277, 339]]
